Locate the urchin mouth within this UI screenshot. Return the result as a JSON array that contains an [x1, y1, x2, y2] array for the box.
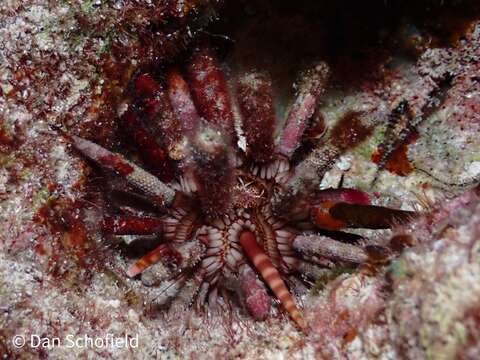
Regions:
[[231, 173, 267, 209]]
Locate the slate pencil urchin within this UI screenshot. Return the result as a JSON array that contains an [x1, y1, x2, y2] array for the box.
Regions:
[[64, 43, 414, 332]]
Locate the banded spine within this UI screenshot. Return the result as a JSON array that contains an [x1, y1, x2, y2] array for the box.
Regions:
[[239, 230, 307, 331]]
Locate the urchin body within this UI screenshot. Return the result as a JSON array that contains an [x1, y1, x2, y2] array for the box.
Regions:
[[68, 45, 411, 331]]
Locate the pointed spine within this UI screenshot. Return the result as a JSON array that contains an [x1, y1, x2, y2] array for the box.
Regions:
[[70, 135, 175, 207], [126, 244, 174, 277], [154, 273, 188, 307], [239, 230, 307, 331]]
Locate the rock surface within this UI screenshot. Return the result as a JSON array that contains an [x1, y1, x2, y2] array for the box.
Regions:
[[1, 1, 479, 359]]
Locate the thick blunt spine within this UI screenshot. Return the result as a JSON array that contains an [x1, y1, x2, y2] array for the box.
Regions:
[[239, 264, 272, 320], [278, 62, 330, 159], [121, 108, 174, 182], [186, 47, 235, 138], [133, 73, 183, 161], [190, 124, 235, 217], [237, 71, 277, 164], [167, 69, 201, 135], [293, 234, 368, 264], [275, 111, 373, 216], [328, 203, 415, 229]]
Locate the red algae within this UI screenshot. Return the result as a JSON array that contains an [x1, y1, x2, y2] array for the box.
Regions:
[[102, 216, 163, 235], [372, 132, 419, 176], [330, 111, 373, 152], [239, 265, 272, 321], [0, 126, 16, 151], [98, 154, 135, 176], [134, 73, 162, 98], [32, 198, 103, 275]]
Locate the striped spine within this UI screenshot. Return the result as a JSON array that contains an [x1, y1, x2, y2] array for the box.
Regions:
[[127, 244, 172, 278], [239, 231, 307, 332]]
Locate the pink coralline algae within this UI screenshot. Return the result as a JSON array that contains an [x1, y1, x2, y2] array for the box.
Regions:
[[1, 1, 480, 359]]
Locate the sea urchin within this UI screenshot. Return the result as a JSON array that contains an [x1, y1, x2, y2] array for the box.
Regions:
[[64, 44, 413, 332]]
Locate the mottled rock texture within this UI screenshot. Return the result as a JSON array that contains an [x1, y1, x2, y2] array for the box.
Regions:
[[1, 1, 479, 359]]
